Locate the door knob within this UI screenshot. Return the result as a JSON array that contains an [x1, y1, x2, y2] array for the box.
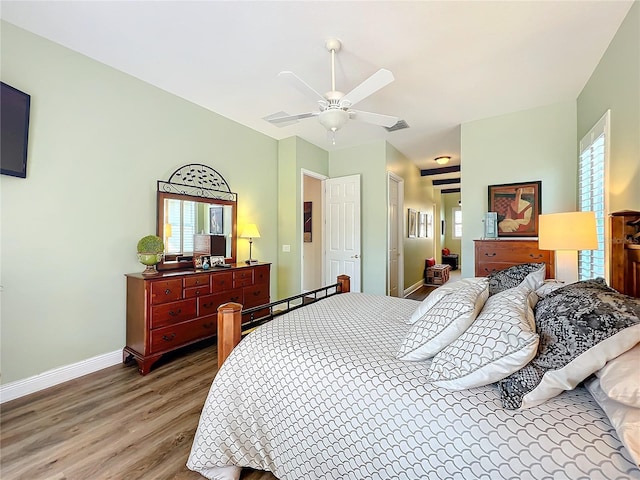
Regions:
[[351, 254, 359, 259]]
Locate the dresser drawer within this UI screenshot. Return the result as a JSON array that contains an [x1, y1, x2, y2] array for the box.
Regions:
[[211, 272, 233, 291], [150, 316, 217, 354], [476, 245, 550, 264], [150, 298, 197, 329], [233, 269, 254, 288], [150, 279, 183, 305], [198, 289, 243, 317], [253, 265, 270, 285], [184, 274, 210, 288], [184, 284, 211, 299], [243, 284, 269, 308]]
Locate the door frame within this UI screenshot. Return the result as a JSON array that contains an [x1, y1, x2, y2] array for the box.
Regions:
[[300, 168, 328, 293], [387, 172, 404, 296]]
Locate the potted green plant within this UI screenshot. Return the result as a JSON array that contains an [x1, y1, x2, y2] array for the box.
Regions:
[[137, 234, 164, 276]]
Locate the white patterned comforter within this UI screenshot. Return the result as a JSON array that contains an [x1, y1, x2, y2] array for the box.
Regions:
[[188, 293, 640, 480]]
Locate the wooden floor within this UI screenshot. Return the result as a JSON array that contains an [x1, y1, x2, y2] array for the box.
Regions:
[[0, 281, 450, 479], [0, 340, 278, 480]]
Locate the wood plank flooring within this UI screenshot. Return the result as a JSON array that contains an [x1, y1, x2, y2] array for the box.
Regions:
[[1, 281, 450, 479], [0, 340, 278, 480]]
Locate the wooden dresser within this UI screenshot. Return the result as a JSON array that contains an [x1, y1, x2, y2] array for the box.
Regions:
[[610, 211, 640, 298], [124, 262, 270, 374], [474, 239, 555, 279]]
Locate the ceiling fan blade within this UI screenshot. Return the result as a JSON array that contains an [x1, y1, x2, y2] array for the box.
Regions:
[[341, 69, 394, 107], [278, 71, 326, 104], [264, 111, 318, 127], [350, 109, 399, 128]]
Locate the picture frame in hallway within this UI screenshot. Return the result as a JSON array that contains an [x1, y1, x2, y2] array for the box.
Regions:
[[418, 212, 427, 237], [304, 201, 312, 242], [408, 208, 417, 237]]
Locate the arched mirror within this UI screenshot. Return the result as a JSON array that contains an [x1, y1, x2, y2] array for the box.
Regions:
[[156, 164, 237, 270]]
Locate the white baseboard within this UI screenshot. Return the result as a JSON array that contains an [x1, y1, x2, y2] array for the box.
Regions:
[[403, 279, 426, 297], [0, 350, 122, 404]]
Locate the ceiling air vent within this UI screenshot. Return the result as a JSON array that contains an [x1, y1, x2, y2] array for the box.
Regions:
[[384, 119, 409, 132]]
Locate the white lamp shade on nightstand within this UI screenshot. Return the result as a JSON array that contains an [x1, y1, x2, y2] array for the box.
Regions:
[[240, 224, 261, 239], [538, 211, 598, 284]]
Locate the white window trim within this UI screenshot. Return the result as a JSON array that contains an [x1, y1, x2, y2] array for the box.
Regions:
[[452, 207, 462, 239], [578, 109, 610, 281]]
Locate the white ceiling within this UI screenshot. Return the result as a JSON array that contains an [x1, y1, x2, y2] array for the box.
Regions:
[[0, 0, 633, 179]]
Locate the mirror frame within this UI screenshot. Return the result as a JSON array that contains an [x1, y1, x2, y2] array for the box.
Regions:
[[155, 164, 238, 271]]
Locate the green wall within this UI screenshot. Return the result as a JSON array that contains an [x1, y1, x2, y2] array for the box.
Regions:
[[577, 1, 640, 212], [460, 101, 578, 278], [277, 137, 328, 298], [0, 22, 279, 383]]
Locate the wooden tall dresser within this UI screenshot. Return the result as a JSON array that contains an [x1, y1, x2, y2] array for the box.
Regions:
[[474, 239, 555, 279], [124, 262, 270, 374], [610, 211, 640, 298]]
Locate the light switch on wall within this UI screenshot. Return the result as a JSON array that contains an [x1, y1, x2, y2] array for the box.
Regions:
[[282, 244, 291, 252]]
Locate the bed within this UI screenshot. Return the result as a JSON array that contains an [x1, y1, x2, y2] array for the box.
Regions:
[[188, 268, 640, 480]]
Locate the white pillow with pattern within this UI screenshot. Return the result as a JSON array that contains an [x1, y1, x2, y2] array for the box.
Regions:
[[428, 285, 538, 390], [407, 277, 489, 324], [396, 280, 489, 361]]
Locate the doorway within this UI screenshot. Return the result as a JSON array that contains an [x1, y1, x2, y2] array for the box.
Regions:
[[301, 170, 326, 292], [387, 172, 404, 297]]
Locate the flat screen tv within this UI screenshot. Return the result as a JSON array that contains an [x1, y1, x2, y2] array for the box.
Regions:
[[1, 82, 31, 178]]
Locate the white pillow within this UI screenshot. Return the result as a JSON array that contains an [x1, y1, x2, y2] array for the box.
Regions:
[[585, 376, 640, 468], [407, 277, 489, 324], [534, 279, 565, 299], [427, 285, 538, 390], [396, 280, 489, 361], [597, 342, 640, 408]]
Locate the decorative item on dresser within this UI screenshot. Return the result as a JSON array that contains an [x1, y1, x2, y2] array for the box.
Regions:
[[124, 262, 270, 375], [610, 210, 640, 298], [474, 239, 555, 279]]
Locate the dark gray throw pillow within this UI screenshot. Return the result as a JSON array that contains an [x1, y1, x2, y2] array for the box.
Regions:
[[487, 262, 545, 296], [498, 278, 640, 410]]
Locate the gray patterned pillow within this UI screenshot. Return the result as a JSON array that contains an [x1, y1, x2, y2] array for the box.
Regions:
[[488, 262, 545, 296], [498, 278, 640, 410]]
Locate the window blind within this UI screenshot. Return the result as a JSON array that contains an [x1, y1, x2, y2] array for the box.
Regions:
[[578, 110, 609, 280]]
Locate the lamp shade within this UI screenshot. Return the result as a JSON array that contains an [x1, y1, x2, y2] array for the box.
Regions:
[[240, 224, 261, 239], [538, 212, 598, 251]]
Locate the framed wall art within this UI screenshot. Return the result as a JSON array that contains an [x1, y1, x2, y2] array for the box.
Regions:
[[209, 205, 224, 235], [408, 208, 417, 238], [418, 211, 427, 237], [488, 181, 541, 237], [304, 201, 312, 242]]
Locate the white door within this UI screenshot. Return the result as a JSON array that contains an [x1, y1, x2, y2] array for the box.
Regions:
[[325, 174, 361, 292], [387, 173, 403, 297]]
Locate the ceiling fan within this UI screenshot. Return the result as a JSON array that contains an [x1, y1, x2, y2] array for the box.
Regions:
[[266, 38, 399, 143]]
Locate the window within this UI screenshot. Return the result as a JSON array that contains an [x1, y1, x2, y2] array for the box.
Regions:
[[578, 110, 609, 280], [165, 199, 197, 255], [453, 207, 462, 238]]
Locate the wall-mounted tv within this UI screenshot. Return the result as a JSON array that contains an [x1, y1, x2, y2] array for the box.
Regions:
[[1, 82, 31, 178]]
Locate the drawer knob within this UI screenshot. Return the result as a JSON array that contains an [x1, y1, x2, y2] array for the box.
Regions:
[[165, 288, 171, 295], [253, 291, 261, 296], [231, 296, 240, 302], [484, 253, 496, 257], [529, 254, 543, 259], [203, 322, 215, 329], [162, 333, 176, 342], [169, 309, 182, 317], [203, 302, 214, 309]]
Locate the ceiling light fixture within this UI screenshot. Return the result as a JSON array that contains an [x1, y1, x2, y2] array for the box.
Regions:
[[435, 156, 451, 165]]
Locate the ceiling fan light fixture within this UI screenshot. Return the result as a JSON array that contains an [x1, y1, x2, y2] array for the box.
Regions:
[[435, 156, 451, 165], [318, 109, 349, 132]]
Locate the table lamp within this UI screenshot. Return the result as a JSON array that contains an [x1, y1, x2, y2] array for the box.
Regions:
[[538, 211, 598, 283], [240, 224, 261, 264]]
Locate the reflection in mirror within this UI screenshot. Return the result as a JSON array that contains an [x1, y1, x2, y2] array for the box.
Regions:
[[157, 192, 237, 267]]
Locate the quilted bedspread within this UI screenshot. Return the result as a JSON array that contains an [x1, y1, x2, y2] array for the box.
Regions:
[[188, 292, 640, 480]]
